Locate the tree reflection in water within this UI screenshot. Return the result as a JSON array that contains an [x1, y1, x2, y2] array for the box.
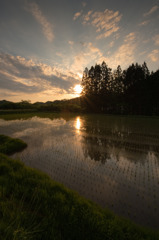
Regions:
[[80, 115, 159, 164]]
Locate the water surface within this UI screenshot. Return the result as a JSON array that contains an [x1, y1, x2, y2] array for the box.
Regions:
[[0, 113, 159, 228]]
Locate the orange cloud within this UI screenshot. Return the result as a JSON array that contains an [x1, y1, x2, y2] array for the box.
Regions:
[[82, 9, 122, 39], [148, 49, 159, 62], [73, 11, 82, 20], [83, 11, 93, 23], [68, 40, 74, 45], [144, 5, 159, 17], [124, 32, 136, 42], [139, 20, 150, 26], [153, 34, 159, 46]]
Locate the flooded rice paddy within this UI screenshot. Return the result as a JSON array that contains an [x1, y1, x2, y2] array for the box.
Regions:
[[0, 113, 159, 228]]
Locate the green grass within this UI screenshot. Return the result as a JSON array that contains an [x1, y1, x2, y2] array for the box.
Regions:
[[0, 135, 27, 155], [0, 136, 159, 239]]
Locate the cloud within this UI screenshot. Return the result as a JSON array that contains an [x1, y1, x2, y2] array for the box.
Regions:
[[83, 11, 93, 23], [82, 9, 122, 39], [68, 40, 74, 45], [26, 2, 54, 42], [144, 5, 159, 17], [111, 43, 136, 67], [98, 32, 137, 69], [139, 51, 147, 56], [56, 52, 64, 58], [70, 32, 137, 73], [0, 89, 18, 98], [124, 32, 136, 42], [139, 20, 150, 26], [111, 33, 137, 67], [148, 49, 159, 62], [109, 41, 115, 48], [82, 2, 87, 7], [71, 42, 103, 72], [73, 11, 82, 20], [87, 42, 102, 56], [0, 71, 41, 93], [153, 34, 159, 46], [0, 53, 79, 101]]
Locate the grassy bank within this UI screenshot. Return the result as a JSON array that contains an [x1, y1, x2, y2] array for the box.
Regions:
[[0, 135, 27, 155], [0, 137, 158, 239]]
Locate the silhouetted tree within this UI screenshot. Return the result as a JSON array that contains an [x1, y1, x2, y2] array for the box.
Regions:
[[113, 65, 123, 94], [81, 61, 159, 115]]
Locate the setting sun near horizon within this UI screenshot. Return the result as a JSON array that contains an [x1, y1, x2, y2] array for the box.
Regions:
[[74, 84, 83, 94]]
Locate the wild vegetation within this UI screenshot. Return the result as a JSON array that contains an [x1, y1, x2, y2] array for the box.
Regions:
[[0, 135, 27, 155], [0, 135, 159, 239]]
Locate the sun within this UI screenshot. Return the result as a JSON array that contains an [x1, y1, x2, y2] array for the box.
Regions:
[[74, 84, 82, 94]]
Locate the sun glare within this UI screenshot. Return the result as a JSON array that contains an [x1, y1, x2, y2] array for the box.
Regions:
[[76, 117, 81, 130], [77, 72, 83, 79], [74, 84, 82, 94], [75, 117, 82, 134]]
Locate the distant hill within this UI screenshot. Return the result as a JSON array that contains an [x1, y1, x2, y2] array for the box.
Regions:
[[33, 102, 45, 105], [0, 100, 12, 105], [0, 97, 81, 106], [0, 97, 83, 112]]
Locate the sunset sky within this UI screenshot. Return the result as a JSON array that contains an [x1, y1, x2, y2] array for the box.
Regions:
[[0, 0, 159, 102]]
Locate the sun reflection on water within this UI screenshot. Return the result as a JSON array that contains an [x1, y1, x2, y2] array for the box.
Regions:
[[75, 117, 81, 133]]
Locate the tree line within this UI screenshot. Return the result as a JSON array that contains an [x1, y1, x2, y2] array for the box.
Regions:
[[0, 99, 82, 113], [81, 61, 159, 115]]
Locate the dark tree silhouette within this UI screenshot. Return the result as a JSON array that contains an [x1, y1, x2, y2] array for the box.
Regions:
[[81, 61, 159, 115]]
